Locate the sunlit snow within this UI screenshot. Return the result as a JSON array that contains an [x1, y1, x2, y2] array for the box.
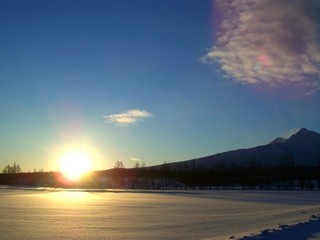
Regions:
[[0, 188, 319, 239]]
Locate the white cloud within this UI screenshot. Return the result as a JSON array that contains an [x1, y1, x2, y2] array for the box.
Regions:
[[203, 0, 320, 94], [104, 109, 153, 127]]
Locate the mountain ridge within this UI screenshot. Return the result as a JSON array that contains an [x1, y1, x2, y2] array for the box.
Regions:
[[163, 128, 320, 169]]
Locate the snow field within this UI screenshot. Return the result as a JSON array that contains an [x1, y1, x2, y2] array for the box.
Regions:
[[0, 189, 319, 239]]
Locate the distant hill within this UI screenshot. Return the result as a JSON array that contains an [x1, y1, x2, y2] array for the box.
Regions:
[[163, 128, 320, 170]]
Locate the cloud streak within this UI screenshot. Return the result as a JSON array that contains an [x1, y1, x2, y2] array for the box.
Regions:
[[204, 0, 320, 94], [104, 109, 153, 127]]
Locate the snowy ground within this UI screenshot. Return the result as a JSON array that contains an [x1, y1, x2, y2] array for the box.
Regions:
[[0, 187, 319, 240]]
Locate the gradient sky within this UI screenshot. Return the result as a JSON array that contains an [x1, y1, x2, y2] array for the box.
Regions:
[[1, 0, 320, 171]]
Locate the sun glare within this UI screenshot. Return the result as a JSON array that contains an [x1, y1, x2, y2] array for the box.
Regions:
[[59, 151, 92, 181]]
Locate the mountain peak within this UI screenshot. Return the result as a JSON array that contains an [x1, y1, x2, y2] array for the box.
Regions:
[[269, 137, 287, 144], [268, 128, 318, 145], [297, 127, 308, 133], [290, 128, 318, 138], [286, 128, 320, 146]]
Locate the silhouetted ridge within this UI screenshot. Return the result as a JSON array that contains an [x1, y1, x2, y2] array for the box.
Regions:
[[288, 128, 320, 141], [163, 128, 320, 169], [269, 137, 287, 144]]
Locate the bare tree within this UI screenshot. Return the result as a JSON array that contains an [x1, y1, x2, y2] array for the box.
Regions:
[[114, 160, 125, 169], [2, 163, 21, 174], [134, 162, 140, 168]]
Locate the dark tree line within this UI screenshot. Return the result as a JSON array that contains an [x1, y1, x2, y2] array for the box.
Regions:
[[1, 157, 319, 190], [98, 156, 320, 190]]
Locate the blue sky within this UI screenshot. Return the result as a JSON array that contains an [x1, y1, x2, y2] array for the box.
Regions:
[[1, 0, 320, 171]]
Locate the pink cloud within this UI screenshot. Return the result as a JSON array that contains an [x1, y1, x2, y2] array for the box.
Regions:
[[203, 0, 320, 95]]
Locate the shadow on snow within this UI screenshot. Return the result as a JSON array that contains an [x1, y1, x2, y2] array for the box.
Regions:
[[237, 215, 320, 240]]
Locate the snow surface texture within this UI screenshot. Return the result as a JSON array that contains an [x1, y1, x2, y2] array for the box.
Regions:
[[0, 188, 319, 240], [236, 215, 320, 240]]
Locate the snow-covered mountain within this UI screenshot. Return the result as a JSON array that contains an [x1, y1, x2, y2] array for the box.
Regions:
[[168, 128, 320, 169]]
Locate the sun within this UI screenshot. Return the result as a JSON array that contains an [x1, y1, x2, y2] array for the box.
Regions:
[[59, 151, 92, 181]]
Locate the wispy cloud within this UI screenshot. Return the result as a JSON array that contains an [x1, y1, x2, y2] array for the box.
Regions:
[[203, 0, 320, 94], [104, 109, 153, 127]]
